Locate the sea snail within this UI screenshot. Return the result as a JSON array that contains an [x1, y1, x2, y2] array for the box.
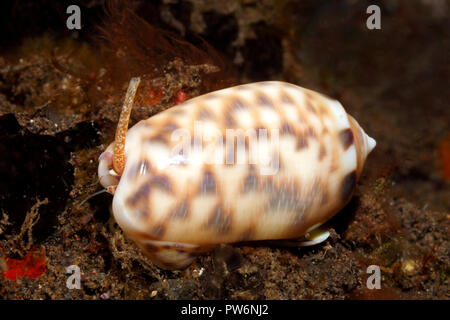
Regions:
[[98, 78, 376, 269]]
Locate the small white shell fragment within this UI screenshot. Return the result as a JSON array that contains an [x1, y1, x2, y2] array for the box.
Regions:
[[98, 81, 376, 269]]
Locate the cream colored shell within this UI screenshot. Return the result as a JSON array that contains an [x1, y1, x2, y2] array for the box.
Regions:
[[98, 81, 376, 269]]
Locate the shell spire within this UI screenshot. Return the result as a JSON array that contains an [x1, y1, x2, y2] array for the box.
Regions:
[[347, 114, 376, 178]]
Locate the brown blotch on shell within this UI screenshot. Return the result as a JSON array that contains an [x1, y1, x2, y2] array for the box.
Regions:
[[256, 93, 275, 108], [318, 144, 327, 161], [137, 207, 151, 221], [151, 174, 173, 193], [264, 179, 301, 211], [126, 180, 152, 208], [148, 134, 169, 145], [207, 205, 231, 234], [280, 91, 295, 105], [127, 159, 152, 180], [281, 122, 294, 135], [224, 112, 237, 128], [198, 108, 214, 120], [160, 121, 180, 133], [229, 97, 248, 112], [339, 128, 354, 150], [239, 228, 254, 241], [306, 100, 317, 114], [242, 167, 258, 193], [149, 224, 166, 239], [340, 171, 357, 201], [296, 135, 308, 150], [305, 127, 317, 139], [199, 170, 217, 194], [169, 198, 190, 219]]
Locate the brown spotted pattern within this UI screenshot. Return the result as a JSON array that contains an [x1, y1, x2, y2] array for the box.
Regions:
[[103, 81, 375, 268], [339, 128, 354, 150]]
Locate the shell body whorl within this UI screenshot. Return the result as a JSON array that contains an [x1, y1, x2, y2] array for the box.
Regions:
[[98, 81, 376, 269]]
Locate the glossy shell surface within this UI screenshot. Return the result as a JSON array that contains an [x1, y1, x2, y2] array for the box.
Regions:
[[98, 81, 376, 268]]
